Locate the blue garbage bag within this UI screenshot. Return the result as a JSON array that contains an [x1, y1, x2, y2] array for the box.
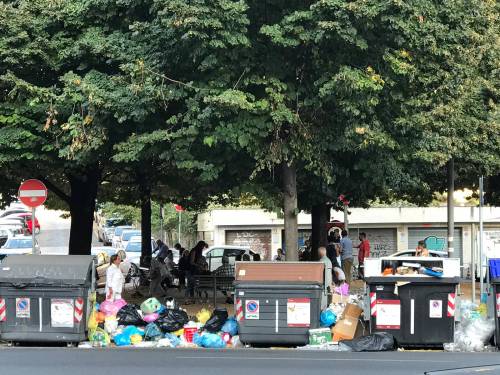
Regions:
[[164, 333, 181, 347], [320, 309, 337, 327], [193, 332, 226, 348], [221, 318, 238, 336], [157, 305, 167, 314], [144, 323, 162, 340], [114, 333, 131, 346], [123, 325, 144, 337]]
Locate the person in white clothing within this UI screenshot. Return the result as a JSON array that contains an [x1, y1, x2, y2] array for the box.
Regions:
[[105, 254, 125, 301]]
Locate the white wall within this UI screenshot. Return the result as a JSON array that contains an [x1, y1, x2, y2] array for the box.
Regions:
[[197, 207, 500, 264]]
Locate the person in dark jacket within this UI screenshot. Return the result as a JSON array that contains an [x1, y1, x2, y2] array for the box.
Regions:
[[177, 248, 190, 293]]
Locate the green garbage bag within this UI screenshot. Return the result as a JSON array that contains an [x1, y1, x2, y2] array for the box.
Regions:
[[140, 297, 162, 314]]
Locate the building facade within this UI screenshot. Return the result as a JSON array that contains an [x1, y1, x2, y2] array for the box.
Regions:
[[197, 207, 500, 276]]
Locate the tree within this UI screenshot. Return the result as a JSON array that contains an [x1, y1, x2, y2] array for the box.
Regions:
[[197, 0, 499, 261], [0, 0, 164, 253]]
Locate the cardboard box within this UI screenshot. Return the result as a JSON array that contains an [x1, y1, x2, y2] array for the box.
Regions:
[[309, 328, 333, 346], [330, 293, 348, 304], [332, 316, 358, 342], [332, 303, 363, 342], [343, 303, 363, 320]]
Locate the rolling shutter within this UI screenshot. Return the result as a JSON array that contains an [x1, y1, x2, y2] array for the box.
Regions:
[[408, 227, 462, 261], [351, 228, 398, 258], [225, 230, 272, 260]]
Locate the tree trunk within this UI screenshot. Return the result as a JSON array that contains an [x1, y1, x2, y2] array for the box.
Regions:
[[140, 182, 152, 268], [311, 203, 330, 261], [68, 168, 99, 255], [282, 162, 298, 261]]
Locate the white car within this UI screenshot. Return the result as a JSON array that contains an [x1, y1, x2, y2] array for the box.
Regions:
[[118, 229, 141, 250], [389, 249, 446, 258], [1, 236, 40, 255], [123, 236, 157, 265], [0, 208, 30, 218], [203, 245, 255, 272], [111, 226, 135, 248]]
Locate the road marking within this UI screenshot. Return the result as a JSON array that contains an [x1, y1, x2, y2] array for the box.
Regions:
[[175, 356, 453, 363]]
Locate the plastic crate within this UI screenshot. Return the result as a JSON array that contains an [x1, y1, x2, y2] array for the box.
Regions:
[[489, 259, 500, 279], [183, 327, 198, 343]]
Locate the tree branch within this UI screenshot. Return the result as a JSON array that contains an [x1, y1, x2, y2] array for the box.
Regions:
[[37, 176, 71, 205]]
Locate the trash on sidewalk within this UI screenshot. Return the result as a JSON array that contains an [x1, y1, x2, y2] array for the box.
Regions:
[[339, 332, 396, 352], [332, 302, 363, 342], [308, 328, 333, 346], [444, 299, 495, 352]]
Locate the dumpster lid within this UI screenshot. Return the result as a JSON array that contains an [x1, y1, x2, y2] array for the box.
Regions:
[[0, 255, 94, 286]]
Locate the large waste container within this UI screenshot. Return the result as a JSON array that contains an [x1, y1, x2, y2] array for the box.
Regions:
[[234, 262, 324, 346], [0, 255, 95, 344], [364, 257, 461, 347], [489, 259, 500, 348]]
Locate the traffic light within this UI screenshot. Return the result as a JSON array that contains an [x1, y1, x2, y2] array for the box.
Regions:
[[484, 174, 500, 205]]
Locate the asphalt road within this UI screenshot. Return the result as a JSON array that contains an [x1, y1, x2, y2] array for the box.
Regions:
[[0, 348, 499, 375], [36, 207, 99, 255]]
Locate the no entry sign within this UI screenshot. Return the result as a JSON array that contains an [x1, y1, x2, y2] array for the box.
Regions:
[[18, 179, 48, 208]]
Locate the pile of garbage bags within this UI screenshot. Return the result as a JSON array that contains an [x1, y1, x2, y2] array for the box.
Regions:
[[86, 297, 241, 349], [444, 299, 495, 352]]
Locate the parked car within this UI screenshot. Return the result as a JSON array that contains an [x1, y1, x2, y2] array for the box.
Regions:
[[0, 236, 40, 255], [0, 223, 24, 236], [388, 249, 446, 258], [0, 228, 14, 247], [123, 236, 157, 265], [112, 225, 135, 248], [97, 217, 130, 245], [0, 208, 30, 218], [10, 213, 40, 234], [91, 246, 118, 258], [117, 229, 142, 250], [203, 245, 255, 272], [0, 218, 27, 234]]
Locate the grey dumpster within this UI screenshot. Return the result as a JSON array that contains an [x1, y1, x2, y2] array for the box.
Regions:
[[364, 257, 461, 347], [0, 255, 95, 344], [234, 262, 325, 346]]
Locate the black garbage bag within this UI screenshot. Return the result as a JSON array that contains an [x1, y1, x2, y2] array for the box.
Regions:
[[339, 332, 396, 352], [204, 308, 229, 333], [157, 309, 189, 333], [117, 304, 145, 326]]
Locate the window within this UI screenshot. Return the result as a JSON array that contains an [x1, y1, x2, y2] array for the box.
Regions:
[[126, 242, 141, 252], [208, 248, 224, 258], [5, 239, 32, 248], [122, 231, 141, 241], [224, 248, 244, 258]]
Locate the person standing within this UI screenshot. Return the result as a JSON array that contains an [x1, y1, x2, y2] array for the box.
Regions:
[[273, 248, 285, 261], [177, 248, 190, 291], [354, 232, 370, 279], [340, 230, 353, 285], [105, 254, 125, 301], [319, 246, 333, 310]]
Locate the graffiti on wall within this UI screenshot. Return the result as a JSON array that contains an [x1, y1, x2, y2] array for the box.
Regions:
[[229, 231, 271, 260]]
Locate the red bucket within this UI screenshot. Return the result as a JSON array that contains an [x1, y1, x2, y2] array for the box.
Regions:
[[183, 327, 198, 343]]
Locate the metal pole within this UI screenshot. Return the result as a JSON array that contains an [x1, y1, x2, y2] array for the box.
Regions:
[[178, 210, 182, 244], [447, 159, 455, 258], [32, 207, 36, 255], [471, 223, 476, 304], [479, 176, 484, 297], [159, 204, 164, 243]]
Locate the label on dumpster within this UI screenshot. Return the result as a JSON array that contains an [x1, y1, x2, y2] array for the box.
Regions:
[[287, 298, 310, 327], [245, 300, 259, 319], [376, 300, 400, 329], [429, 300, 443, 318], [16, 298, 30, 318], [51, 299, 74, 328]]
